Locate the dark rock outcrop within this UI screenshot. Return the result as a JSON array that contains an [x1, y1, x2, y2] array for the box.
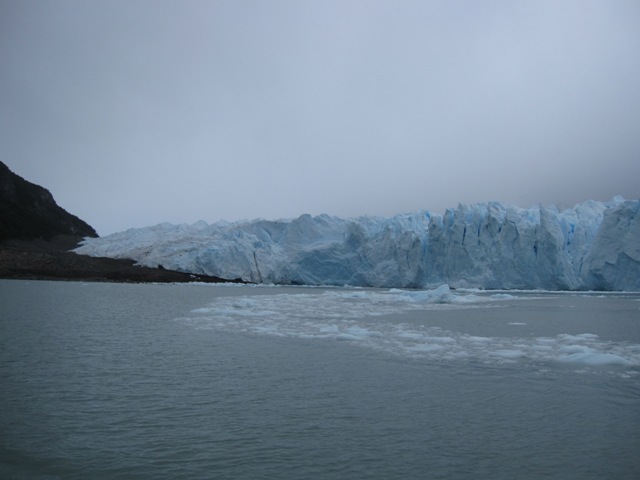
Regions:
[[0, 161, 241, 283], [0, 161, 97, 240]]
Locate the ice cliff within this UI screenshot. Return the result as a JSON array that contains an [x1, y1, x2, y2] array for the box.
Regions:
[[74, 198, 640, 291]]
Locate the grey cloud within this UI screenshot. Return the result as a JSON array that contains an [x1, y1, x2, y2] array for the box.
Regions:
[[1, 0, 638, 235]]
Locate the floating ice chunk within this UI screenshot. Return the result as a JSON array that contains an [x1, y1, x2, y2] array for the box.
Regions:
[[557, 352, 631, 366], [318, 325, 340, 334], [336, 334, 360, 341], [556, 344, 632, 365], [466, 336, 492, 343], [397, 331, 426, 340], [491, 294, 517, 299], [344, 326, 382, 338], [191, 307, 213, 313], [493, 349, 526, 359], [558, 333, 599, 342], [559, 345, 593, 354], [341, 291, 370, 299], [232, 298, 255, 309], [400, 284, 456, 303]]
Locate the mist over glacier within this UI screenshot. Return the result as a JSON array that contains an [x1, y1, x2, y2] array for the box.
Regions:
[[75, 198, 640, 291]]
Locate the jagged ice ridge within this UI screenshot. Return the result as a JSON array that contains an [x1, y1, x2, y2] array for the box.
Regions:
[[75, 197, 640, 291]]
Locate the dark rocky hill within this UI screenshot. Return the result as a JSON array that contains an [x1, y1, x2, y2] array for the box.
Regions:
[[0, 161, 98, 240], [0, 161, 238, 283]]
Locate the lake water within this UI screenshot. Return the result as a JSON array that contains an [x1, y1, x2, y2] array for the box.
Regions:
[[1, 279, 639, 479]]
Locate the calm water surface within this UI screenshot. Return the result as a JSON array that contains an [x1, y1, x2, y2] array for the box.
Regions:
[[1, 280, 639, 479]]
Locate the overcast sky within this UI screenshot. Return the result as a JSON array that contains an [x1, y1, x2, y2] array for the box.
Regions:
[[1, 0, 639, 235]]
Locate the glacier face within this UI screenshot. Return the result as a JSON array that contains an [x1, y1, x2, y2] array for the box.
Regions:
[[74, 198, 640, 291]]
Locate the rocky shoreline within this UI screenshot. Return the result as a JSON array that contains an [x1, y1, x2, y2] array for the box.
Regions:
[[0, 235, 242, 284]]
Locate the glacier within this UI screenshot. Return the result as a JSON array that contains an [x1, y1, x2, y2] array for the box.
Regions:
[[74, 197, 640, 291]]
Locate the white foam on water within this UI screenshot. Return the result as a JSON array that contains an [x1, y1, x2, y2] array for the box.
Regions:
[[178, 287, 640, 371]]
